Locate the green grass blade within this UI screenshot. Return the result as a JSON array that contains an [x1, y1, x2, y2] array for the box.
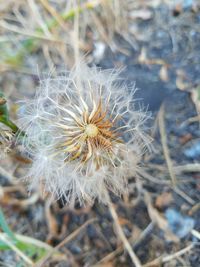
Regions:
[[0, 209, 16, 241]]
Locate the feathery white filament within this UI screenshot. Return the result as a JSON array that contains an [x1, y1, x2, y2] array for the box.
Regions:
[[19, 64, 151, 205]]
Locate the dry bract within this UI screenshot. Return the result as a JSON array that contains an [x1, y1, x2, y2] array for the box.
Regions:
[[0, 129, 13, 158]]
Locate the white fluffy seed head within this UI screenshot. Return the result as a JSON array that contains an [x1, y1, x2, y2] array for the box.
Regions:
[[19, 64, 151, 205]]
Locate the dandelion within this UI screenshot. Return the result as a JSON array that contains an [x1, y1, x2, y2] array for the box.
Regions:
[[19, 64, 151, 205]]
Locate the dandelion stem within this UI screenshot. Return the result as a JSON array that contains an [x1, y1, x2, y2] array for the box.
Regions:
[[0, 117, 19, 133]]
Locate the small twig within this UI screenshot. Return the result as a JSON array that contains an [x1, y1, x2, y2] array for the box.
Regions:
[[107, 194, 142, 267], [173, 186, 195, 206], [93, 222, 154, 267], [184, 115, 200, 124], [5, 193, 39, 208], [174, 163, 200, 174], [191, 229, 200, 240], [162, 243, 194, 263], [27, 0, 52, 37], [34, 217, 96, 267], [158, 105, 196, 205], [56, 218, 96, 249], [139, 169, 170, 185], [39, 0, 66, 30], [0, 20, 66, 44], [189, 202, 200, 215], [149, 163, 200, 175], [158, 104, 177, 186], [143, 243, 194, 267]]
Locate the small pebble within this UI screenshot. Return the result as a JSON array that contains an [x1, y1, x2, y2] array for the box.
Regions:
[[184, 142, 200, 159], [165, 208, 195, 238]]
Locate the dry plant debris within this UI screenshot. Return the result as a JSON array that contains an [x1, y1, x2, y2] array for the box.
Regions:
[[0, 0, 200, 266]]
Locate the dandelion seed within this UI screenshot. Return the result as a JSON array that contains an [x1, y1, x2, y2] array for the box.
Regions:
[[19, 64, 151, 205]]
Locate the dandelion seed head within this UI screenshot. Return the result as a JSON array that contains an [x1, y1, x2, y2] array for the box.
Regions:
[[19, 64, 151, 205]]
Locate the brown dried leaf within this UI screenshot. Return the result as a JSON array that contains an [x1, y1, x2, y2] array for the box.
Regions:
[[118, 216, 131, 227], [155, 192, 173, 209], [45, 202, 59, 241], [179, 133, 192, 145], [0, 190, 39, 208]]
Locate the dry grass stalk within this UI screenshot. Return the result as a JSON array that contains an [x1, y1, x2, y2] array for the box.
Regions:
[[158, 104, 177, 186], [107, 194, 142, 267], [143, 243, 194, 267], [35, 217, 96, 267]]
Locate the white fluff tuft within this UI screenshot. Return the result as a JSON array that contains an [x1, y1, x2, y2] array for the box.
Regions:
[[19, 64, 151, 205]]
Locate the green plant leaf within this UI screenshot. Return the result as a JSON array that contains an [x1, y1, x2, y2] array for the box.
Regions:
[[0, 91, 9, 121], [0, 91, 20, 133], [0, 209, 49, 264], [0, 208, 16, 241]]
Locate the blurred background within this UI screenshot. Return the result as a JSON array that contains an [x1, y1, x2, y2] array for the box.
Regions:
[[0, 0, 200, 266]]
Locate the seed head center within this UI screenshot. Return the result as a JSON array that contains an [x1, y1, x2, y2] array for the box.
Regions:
[[85, 124, 98, 137]]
